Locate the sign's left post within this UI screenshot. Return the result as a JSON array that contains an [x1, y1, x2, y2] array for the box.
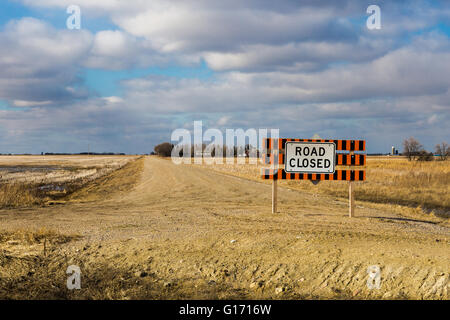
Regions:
[[272, 177, 277, 214]]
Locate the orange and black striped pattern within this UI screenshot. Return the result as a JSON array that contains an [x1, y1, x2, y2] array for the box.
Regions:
[[264, 138, 365, 152], [261, 169, 366, 181]]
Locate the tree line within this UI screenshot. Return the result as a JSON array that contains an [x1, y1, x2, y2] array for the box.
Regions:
[[403, 137, 448, 161], [153, 139, 449, 161], [153, 142, 259, 158]]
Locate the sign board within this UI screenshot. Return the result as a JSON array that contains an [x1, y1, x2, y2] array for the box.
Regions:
[[263, 137, 365, 216], [284, 141, 335, 174]]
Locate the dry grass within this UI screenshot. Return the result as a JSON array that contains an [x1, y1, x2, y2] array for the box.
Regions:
[[0, 228, 82, 300], [67, 156, 145, 202], [0, 228, 79, 245], [197, 157, 450, 214], [0, 183, 42, 208], [354, 158, 449, 212]]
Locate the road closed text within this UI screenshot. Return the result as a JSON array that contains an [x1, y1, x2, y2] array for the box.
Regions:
[[285, 142, 336, 174]]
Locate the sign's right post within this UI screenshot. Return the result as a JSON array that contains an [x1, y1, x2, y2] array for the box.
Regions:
[[272, 178, 277, 214], [349, 151, 355, 217]]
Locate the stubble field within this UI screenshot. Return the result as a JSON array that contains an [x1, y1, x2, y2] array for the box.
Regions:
[[0, 155, 138, 207]]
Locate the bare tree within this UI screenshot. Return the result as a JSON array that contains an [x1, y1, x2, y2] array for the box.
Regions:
[[403, 137, 423, 161], [435, 142, 449, 161]]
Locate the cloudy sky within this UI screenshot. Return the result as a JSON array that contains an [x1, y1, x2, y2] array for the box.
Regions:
[[0, 0, 449, 154]]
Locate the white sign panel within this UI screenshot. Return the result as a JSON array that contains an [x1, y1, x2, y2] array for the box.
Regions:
[[285, 142, 336, 174]]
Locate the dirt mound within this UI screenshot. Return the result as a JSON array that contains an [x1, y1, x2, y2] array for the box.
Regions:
[[65, 157, 144, 203]]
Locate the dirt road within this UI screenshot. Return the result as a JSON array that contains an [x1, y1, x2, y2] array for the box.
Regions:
[[0, 157, 448, 299]]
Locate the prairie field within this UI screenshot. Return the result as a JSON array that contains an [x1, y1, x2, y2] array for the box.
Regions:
[[0, 156, 448, 300]]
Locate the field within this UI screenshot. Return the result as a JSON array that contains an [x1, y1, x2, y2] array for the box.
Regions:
[[0, 155, 138, 207], [0, 155, 448, 299]]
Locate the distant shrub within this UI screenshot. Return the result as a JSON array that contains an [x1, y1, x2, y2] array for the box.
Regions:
[[417, 151, 434, 162], [154, 142, 174, 157]]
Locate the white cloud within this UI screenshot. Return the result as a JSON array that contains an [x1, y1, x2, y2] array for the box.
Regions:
[[118, 34, 450, 115], [13, 100, 53, 107], [102, 96, 123, 104], [83, 30, 167, 70], [0, 18, 93, 103], [203, 39, 391, 71], [216, 116, 231, 126]]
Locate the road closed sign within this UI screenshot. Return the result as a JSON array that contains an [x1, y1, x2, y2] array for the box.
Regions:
[[285, 141, 336, 174]]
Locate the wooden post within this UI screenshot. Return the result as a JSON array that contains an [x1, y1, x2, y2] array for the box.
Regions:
[[271, 142, 279, 214], [349, 181, 354, 217], [272, 178, 277, 213], [349, 151, 355, 217]]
